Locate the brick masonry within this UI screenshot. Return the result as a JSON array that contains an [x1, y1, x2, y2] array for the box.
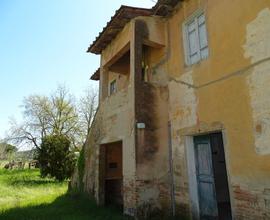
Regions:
[[233, 185, 270, 220]]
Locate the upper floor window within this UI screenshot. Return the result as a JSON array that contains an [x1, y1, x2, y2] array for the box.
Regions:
[[183, 11, 209, 65], [109, 79, 116, 95]]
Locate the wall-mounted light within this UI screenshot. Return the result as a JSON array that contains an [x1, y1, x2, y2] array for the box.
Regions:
[[137, 123, 145, 129]]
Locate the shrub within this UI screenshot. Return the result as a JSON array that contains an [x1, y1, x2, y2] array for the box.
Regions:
[[77, 148, 85, 190], [37, 135, 76, 181]]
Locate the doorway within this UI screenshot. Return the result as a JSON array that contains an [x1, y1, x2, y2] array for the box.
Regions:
[[193, 132, 232, 220], [103, 141, 123, 208]]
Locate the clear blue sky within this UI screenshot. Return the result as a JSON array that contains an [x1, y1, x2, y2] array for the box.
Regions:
[[0, 0, 155, 139]]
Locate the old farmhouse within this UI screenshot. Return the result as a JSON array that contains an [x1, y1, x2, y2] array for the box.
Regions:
[[71, 0, 270, 219]]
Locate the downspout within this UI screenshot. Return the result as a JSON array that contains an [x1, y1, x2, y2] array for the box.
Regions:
[[168, 121, 176, 217]]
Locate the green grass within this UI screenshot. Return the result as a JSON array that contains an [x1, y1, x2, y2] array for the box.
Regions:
[[0, 169, 127, 220]]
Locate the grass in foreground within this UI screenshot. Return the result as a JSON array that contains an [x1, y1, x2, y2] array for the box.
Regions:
[[0, 169, 126, 220]]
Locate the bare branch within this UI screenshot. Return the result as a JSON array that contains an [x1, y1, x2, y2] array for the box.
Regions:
[[5, 84, 98, 150]]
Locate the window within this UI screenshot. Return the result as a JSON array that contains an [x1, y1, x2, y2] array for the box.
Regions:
[[184, 11, 209, 65], [109, 80, 116, 95]]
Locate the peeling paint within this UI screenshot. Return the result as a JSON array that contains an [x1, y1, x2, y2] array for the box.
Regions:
[[244, 8, 270, 63], [138, 185, 160, 204], [168, 71, 198, 217], [169, 71, 197, 129], [244, 8, 270, 155]]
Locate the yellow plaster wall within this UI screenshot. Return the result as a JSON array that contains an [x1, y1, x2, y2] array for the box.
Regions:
[[164, 0, 270, 217], [101, 22, 132, 66], [73, 19, 136, 212], [107, 71, 130, 94], [136, 16, 166, 47], [168, 0, 270, 179]]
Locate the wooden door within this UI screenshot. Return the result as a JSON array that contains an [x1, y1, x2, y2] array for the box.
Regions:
[[104, 141, 123, 207], [194, 135, 218, 219], [210, 133, 232, 220], [105, 142, 122, 180]]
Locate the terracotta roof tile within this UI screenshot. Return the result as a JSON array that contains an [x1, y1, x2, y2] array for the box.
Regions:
[[153, 0, 181, 16], [89, 0, 183, 80], [88, 1, 183, 55], [88, 6, 152, 54]]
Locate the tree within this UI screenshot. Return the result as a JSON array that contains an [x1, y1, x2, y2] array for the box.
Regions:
[[8, 95, 51, 149], [79, 88, 98, 139], [5, 85, 97, 180], [38, 134, 76, 181], [0, 142, 17, 160], [7, 85, 97, 151]]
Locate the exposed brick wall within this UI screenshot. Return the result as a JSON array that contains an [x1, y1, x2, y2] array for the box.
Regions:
[[135, 179, 170, 219], [233, 185, 270, 219]]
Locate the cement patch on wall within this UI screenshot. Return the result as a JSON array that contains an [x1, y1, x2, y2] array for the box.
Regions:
[[138, 184, 160, 205], [168, 71, 198, 216], [244, 8, 270, 155], [169, 71, 198, 129]]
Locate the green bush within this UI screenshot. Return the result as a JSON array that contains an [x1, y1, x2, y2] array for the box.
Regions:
[[77, 148, 85, 190], [37, 135, 76, 181]]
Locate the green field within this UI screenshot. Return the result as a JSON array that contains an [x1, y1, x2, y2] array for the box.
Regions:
[[0, 169, 127, 220]]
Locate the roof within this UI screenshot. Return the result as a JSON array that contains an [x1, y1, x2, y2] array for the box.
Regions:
[[89, 0, 183, 80], [87, 6, 152, 54], [90, 68, 100, 81], [153, 0, 181, 16], [88, 1, 182, 55], [87, 0, 184, 54]]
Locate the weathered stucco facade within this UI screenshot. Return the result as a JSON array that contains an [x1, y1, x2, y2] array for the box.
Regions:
[[71, 0, 270, 219]]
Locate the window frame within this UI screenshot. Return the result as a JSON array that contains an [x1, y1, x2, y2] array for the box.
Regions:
[[109, 79, 117, 96], [182, 9, 209, 66]]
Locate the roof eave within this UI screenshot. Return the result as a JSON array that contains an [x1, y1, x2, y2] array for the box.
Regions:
[[87, 1, 183, 55], [90, 68, 100, 81], [87, 5, 152, 54]]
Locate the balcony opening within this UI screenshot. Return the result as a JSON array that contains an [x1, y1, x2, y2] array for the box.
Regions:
[[104, 49, 131, 98], [108, 50, 130, 76]]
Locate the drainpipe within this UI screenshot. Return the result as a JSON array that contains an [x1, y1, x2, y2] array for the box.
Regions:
[[168, 121, 176, 217]]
